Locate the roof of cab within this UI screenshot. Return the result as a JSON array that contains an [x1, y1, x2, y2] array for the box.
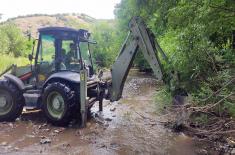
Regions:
[[38, 27, 78, 33]]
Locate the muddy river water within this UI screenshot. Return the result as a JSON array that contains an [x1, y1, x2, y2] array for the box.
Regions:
[[0, 71, 207, 155]]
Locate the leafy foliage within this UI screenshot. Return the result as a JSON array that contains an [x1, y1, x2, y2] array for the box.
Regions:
[[154, 86, 173, 112], [115, 0, 235, 116], [0, 55, 28, 72], [0, 23, 33, 72], [91, 21, 122, 67], [0, 23, 32, 57]]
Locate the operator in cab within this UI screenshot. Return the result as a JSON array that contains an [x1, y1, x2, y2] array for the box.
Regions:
[[66, 43, 76, 64], [63, 43, 81, 71]]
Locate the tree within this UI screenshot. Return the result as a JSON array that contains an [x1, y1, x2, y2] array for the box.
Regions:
[[114, 0, 235, 111], [0, 23, 31, 57], [91, 21, 121, 68]]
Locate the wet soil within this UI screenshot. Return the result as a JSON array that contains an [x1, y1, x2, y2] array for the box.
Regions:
[[0, 71, 209, 155]]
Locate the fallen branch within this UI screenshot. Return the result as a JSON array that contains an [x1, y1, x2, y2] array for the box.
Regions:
[[205, 92, 234, 111], [188, 92, 234, 113], [134, 111, 150, 120], [211, 130, 235, 135], [201, 76, 235, 102]]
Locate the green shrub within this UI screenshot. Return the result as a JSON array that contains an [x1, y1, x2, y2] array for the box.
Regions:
[[0, 55, 28, 73], [0, 23, 31, 57], [114, 0, 235, 119], [154, 86, 173, 112]]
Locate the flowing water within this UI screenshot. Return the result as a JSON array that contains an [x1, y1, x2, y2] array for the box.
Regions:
[[0, 71, 207, 155]]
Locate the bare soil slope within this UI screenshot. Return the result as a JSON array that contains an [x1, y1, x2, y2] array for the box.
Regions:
[[3, 13, 97, 37]]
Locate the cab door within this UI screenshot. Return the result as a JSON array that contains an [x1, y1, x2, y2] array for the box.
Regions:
[[36, 34, 56, 85]]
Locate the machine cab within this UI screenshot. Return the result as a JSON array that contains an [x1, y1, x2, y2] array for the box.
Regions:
[[35, 27, 95, 83]]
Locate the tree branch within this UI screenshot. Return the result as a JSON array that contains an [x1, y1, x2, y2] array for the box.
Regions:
[[201, 76, 235, 102], [205, 92, 234, 110], [191, 0, 235, 13]]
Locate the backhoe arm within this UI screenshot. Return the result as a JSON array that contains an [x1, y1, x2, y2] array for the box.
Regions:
[[110, 17, 165, 101]]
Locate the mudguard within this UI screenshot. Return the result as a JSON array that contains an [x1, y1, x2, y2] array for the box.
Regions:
[[43, 71, 81, 88], [3, 73, 25, 90]]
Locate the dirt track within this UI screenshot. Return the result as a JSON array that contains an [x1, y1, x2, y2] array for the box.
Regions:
[[0, 71, 204, 155]]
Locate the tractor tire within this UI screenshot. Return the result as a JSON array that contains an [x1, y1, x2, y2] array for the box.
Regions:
[[42, 82, 75, 126], [0, 79, 24, 122]]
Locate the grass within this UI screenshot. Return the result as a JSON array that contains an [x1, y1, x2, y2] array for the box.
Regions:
[[154, 86, 173, 112], [0, 55, 29, 73]]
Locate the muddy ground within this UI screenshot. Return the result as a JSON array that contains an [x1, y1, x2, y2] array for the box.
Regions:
[[0, 71, 213, 155]]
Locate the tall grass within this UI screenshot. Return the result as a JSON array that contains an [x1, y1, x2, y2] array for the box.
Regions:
[[0, 55, 29, 73], [154, 86, 173, 112]]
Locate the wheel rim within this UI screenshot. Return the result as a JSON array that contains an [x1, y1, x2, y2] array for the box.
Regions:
[[47, 91, 65, 119], [0, 90, 13, 116]]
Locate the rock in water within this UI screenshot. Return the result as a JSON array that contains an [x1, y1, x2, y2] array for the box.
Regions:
[[105, 118, 112, 122], [40, 138, 51, 144], [110, 107, 116, 111]]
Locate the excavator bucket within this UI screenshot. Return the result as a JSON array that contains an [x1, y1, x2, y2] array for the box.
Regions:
[[110, 17, 165, 101]]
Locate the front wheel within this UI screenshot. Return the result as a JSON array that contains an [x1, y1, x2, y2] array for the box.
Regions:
[[0, 79, 24, 121], [42, 82, 75, 126]]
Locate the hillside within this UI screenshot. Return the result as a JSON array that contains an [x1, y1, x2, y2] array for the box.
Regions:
[[0, 13, 120, 70], [1, 13, 103, 37]]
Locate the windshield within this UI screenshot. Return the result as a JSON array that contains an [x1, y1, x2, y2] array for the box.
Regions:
[[37, 33, 93, 73], [60, 40, 81, 72], [38, 34, 81, 72], [79, 42, 91, 66]]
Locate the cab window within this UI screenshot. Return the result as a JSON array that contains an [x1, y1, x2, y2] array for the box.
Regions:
[[79, 42, 91, 66], [37, 34, 56, 76], [39, 35, 55, 64]]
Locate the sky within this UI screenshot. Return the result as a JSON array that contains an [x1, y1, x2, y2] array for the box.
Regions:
[[0, 0, 121, 21]]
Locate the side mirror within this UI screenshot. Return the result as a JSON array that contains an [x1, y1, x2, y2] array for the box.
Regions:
[[28, 54, 33, 61]]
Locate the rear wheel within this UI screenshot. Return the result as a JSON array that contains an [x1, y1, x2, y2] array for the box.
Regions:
[[42, 82, 75, 126], [0, 79, 24, 121]]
